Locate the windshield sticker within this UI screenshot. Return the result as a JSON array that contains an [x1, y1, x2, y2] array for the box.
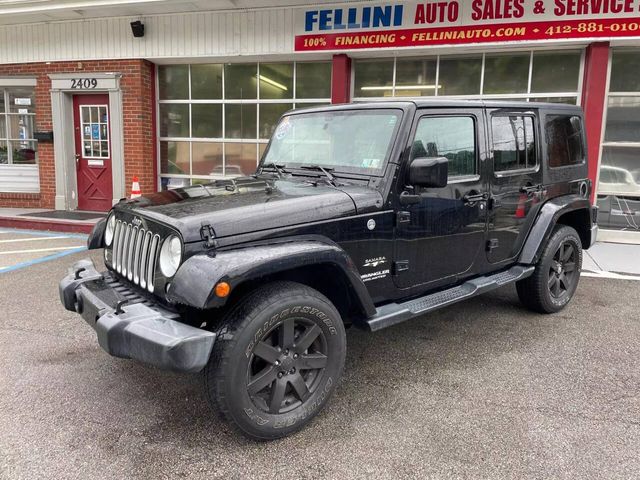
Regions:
[[361, 158, 381, 169], [275, 119, 292, 140]]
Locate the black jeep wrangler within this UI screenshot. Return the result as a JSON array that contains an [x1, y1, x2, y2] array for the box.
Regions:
[[60, 101, 597, 440]]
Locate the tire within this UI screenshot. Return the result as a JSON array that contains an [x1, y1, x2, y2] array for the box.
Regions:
[[516, 224, 582, 314], [204, 281, 346, 440]]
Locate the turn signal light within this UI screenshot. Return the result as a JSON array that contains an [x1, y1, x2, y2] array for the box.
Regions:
[[215, 282, 231, 298]]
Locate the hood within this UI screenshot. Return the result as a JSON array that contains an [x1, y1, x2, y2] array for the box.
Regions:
[[114, 176, 382, 243]]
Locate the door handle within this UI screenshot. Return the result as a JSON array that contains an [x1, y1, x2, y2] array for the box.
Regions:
[[463, 192, 488, 205]]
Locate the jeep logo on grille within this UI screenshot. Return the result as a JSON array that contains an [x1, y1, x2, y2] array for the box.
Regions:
[[132, 217, 142, 227]]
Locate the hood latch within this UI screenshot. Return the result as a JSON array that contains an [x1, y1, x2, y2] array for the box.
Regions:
[[200, 224, 217, 249]]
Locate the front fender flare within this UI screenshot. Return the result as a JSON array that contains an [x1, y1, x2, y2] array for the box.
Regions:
[[167, 238, 376, 315], [519, 195, 592, 264]]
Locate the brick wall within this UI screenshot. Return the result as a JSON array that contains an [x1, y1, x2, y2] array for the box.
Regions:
[[0, 59, 155, 209]]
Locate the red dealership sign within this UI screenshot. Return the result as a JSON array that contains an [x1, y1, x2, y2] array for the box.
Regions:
[[295, 1, 640, 51]]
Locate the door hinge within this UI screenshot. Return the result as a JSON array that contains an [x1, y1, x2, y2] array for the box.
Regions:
[[393, 260, 409, 274], [486, 238, 499, 252], [396, 211, 411, 225]]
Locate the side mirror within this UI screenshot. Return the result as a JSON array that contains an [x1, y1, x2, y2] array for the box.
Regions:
[[408, 157, 448, 188]]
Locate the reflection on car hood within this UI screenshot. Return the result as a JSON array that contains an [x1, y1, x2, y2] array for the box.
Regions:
[[114, 176, 382, 242]]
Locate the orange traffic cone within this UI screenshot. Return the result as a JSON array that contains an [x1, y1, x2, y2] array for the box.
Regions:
[[131, 176, 142, 199], [515, 193, 527, 218]]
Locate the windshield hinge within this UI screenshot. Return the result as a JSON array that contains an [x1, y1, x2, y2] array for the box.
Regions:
[[200, 224, 217, 249]]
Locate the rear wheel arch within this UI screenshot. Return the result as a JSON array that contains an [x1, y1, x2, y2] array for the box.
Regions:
[[555, 208, 591, 249]]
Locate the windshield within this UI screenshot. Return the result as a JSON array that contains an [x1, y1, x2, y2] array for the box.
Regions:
[[262, 109, 402, 176]]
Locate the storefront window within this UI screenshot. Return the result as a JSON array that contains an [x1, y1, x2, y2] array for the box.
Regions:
[[354, 50, 582, 104], [598, 50, 640, 233], [158, 62, 331, 186], [0, 86, 37, 166]]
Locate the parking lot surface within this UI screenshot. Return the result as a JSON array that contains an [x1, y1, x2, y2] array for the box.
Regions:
[[1, 248, 639, 479]]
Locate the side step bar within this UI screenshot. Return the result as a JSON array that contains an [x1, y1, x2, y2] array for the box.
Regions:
[[365, 265, 535, 332]]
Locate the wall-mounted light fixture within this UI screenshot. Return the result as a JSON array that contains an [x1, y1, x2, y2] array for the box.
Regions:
[[130, 20, 145, 38]]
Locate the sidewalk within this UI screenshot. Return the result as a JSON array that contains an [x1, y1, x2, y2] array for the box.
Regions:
[[0, 207, 103, 234], [583, 241, 640, 278]]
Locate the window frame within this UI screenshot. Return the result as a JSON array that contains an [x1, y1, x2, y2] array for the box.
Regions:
[[410, 112, 480, 184], [156, 61, 332, 187], [0, 86, 38, 166], [352, 49, 584, 105], [491, 112, 540, 178]]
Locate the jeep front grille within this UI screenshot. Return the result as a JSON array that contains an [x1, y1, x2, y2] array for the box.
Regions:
[[111, 220, 160, 293]]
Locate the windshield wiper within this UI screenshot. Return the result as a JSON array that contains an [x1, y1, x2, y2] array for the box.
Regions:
[[260, 162, 288, 178], [298, 164, 337, 186]]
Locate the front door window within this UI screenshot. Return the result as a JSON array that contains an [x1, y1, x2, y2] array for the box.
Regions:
[[80, 105, 109, 158]]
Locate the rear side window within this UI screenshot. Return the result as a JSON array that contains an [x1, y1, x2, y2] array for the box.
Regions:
[[491, 115, 537, 173], [545, 115, 584, 168], [411, 116, 476, 178]]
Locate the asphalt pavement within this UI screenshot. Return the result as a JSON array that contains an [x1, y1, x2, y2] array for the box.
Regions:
[[1, 247, 639, 479]]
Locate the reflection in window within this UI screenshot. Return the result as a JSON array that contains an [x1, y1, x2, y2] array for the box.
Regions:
[[492, 116, 537, 172], [395, 59, 437, 97], [483, 54, 529, 94], [412, 116, 476, 177], [438, 56, 482, 96], [353, 60, 394, 97], [545, 115, 583, 168]]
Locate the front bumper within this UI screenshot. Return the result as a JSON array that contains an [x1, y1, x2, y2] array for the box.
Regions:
[[59, 259, 215, 373]]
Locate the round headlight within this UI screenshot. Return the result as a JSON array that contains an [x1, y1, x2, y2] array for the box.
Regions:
[[104, 213, 116, 246], [159, 235, 182, 278]]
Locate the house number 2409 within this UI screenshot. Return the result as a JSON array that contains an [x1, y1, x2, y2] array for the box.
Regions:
[[71, 78, 98, 89]]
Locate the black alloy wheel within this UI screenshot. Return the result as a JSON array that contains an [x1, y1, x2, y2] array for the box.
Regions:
[[247, 318, 328, 415], [516, 224, 583, 313], [548, 240, 578, 300], [205, 281, 346, 440]]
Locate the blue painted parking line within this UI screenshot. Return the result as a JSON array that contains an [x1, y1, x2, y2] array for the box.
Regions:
[[0, 228, 89, 274], [0, 246, 88, 274], [0, 228, 88, 240]]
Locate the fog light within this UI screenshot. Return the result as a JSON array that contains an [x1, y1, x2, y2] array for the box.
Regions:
[[215, 282, 230, 298]]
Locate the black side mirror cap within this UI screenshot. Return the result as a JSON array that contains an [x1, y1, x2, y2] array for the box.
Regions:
[[409, 156, 448, 188]]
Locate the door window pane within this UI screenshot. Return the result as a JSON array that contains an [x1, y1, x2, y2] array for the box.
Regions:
[[224, 64, 257, 99], [192, 104, 222, 138], [604, 96, 640, 143], [483, 54, 529, 94], [192, 142, 223, 176], [225, 104, 256, 139], [159, 104, 189, 137], [296, 62, 331, 98], [531, 52, 580, 93], [191, 64, 223, 100], [492, 116, 537, 172], [159, 141, 190, 175], [158, 65, 189, 100], [412, 116, 476, 177], [438, 56, 482, 96], [354, 60, 394, 97], [259, 63, 293, 100], [259, 103, 292, 139], [395, 59, 437, 97], [224, 142, 257, 176], [545, 115, 584, 168]]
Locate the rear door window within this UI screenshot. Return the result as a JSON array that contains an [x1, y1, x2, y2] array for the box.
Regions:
[[545, 115, 584, 168]]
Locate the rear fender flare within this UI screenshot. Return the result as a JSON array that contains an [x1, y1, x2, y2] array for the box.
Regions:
[[519, 195, 592, 264], [167, 237, 376, 315]]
